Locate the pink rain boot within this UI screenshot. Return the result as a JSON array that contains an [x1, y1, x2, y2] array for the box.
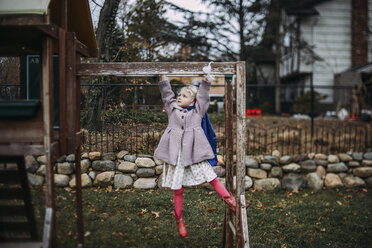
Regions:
[[172, 210, 187, 238]]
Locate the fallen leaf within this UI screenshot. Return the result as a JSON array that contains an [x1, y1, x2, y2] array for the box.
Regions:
[[138, 208, 148, 215], [320, 228, 326, 232], [107, 186, 112, 192], [151, 211, 160, 218], [336, 201, 342, 206], [362, 188, 368, 193], [325, 202, 330, 206], [207, 208, 216, 213], [84, 231, 91, 237]]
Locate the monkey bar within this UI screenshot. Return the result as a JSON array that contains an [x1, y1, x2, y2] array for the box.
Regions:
[[76, 61, 249, 248]]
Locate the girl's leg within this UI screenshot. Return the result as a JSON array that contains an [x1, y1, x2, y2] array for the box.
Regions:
[[173, 186, 184, 217], [173, 186, 187, 237], [209, 177, 237, 213], [209, 177, 230, 198]]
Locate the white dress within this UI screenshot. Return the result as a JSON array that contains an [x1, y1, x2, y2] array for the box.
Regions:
[[162, 144, 217, 190]]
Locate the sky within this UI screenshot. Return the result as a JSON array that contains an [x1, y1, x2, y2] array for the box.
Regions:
[[88, 0, 239, 56], [89, 0, 211, 28]]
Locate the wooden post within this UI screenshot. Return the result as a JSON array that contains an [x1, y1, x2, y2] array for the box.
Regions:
[[60, 0, 68, 29], [75, 53, 85, 248], [235, 62, 247, 247], [59, 28, 67, 154], [223, 74, 234, 248], [41, 36, 56, 247], [66, 32, 77, 153]]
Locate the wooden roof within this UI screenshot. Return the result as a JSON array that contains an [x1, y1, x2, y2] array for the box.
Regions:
[[0, 0, 97, 57]]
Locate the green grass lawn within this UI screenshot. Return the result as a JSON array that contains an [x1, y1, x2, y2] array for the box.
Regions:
[[31, 186, 372, 248]]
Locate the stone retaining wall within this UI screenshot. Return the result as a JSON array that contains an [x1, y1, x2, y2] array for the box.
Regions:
[[14, 150, 372, 191]]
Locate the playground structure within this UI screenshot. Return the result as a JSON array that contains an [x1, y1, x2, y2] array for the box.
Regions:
[[77, 61, 249, 247], [0, 1, 249, 247], [0, 0, 97, 247]]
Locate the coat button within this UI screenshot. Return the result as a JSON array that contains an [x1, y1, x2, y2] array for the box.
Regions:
[[181, 127, 184, 130], [181, 116, 184, 119]]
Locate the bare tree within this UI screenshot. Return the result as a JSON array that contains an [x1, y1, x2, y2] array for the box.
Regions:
[[95, 0, 122, 61]]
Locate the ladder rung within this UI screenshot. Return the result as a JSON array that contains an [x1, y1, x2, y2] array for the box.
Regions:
[[0, 205, 27, 216], [0, 242, 42, 248], [0, 188, 23, 200], [0, 221, 31, 233], [0, 170, 20, 184]]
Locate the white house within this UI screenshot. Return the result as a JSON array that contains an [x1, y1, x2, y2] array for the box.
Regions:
[[279, 0, 372, 111]]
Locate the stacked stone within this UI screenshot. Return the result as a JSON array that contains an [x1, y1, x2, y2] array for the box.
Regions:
[[24, 150, 372, 191], [245, 151, 372, 191]]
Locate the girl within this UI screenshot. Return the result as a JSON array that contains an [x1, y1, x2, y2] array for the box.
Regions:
[[154, 74, 237, 238]]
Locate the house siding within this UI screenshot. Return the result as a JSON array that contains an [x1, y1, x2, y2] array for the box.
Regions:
[[281, 0, 353, 104]]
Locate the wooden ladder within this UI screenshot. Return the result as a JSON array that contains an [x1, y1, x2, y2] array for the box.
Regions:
[[0, 156, 42, 247]]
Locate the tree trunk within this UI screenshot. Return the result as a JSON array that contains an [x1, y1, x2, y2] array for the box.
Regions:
[[239, 0, 245, 61], [83, 0, 121, 130], [96, 0, 121, 61]]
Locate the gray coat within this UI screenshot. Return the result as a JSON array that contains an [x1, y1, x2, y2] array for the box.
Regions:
[[154, 80, 214, 166]]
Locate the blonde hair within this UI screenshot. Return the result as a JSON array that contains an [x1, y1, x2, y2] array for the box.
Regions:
[[178, 85, 198, 101]]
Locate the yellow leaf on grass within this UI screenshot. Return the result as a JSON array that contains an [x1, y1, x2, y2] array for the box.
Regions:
[[151, 211, 160, 218], [336, 201, 342, 206], [140, 208, 148, 215], [107, 186, 112, 192]]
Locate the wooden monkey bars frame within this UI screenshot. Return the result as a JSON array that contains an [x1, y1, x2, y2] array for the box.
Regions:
[[76, 61, 249, 248]]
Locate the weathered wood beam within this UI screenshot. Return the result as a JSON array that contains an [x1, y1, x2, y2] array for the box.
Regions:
[[0, 44, 40, 56], [235, 61, 247, 247], [75, 53, 85, 248], [36, 24, 59, 39], [66, 32, 77, 153], [75, 39, 98, 57], [240, 195, 250, 248], [76, 62, 238, 77], [0, 145, 44, 156], [41, 36, 56, 247], [0, 14, 49, 26], [59, 28, 67, 155], [61, 0, 68, 29], [223, 74, 234, 248]]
